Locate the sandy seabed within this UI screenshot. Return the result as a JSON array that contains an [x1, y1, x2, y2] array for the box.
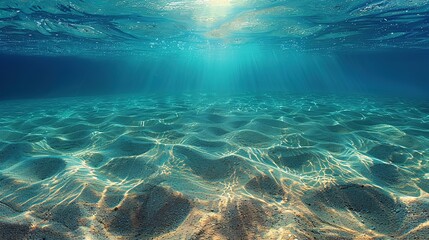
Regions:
[[0, 93, 428, 240]]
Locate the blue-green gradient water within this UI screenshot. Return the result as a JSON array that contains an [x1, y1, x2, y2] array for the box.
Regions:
[[0, 1, 429, 240]]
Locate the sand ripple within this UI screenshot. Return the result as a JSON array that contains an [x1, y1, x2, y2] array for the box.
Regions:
[[0, 94, 428, 239]]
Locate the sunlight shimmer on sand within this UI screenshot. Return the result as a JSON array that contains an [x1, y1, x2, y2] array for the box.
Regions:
[[0, 93, 428, 239]]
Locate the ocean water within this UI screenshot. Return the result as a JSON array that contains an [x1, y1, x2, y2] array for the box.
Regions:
[[1, 1, 429, 240]]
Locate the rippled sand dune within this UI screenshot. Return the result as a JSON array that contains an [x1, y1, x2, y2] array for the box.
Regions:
[[0, 94, 428, 239]]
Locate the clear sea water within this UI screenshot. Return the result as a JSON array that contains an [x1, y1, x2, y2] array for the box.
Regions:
[[0, 1, 428, 239]]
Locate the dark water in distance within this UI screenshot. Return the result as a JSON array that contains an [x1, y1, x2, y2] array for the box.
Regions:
[[1, 49, 429, 100], [1, 0, 429, 100]]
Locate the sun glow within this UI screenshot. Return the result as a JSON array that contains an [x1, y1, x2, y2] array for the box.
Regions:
[[194, 0, 235, 27], [207, 0, 231, 7]]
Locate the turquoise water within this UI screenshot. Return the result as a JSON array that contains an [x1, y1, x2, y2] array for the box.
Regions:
[[1, 1, 429, 239]]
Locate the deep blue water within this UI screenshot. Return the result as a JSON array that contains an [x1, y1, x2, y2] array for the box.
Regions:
[[0, 0, 429, 100], [1, 50, 429, 100], [0, 1, 429, 239]]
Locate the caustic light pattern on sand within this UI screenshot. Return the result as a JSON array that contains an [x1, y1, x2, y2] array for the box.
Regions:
[[0, 94, 428, 239]]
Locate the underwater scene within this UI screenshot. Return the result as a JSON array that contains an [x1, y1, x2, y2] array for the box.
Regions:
[[1, 1, 429, 240]]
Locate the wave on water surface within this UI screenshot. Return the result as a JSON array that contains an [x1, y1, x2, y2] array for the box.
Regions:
[[1, 0, 429, 55]]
